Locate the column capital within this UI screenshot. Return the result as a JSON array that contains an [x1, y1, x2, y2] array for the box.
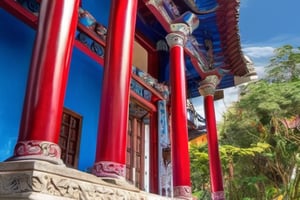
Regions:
[[170, 23, 190, 35], [166, 32, 186, 48], [198, 75, 220, 96], [166, 22, 189, 48]]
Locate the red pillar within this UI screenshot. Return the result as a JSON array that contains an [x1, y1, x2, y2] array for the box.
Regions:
[[92, 0, 138, 179], [149, 112, 159, 193], [11, 0, 80, 164], [199, 75, 225, 200], [166, 31, 192, 199]]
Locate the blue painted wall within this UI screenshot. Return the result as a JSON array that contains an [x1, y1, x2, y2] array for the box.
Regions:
[[0, 5, 106, 171], [65, 48, 103, 171], [81, 0, 111, 27], [0, 9, 33, 161]]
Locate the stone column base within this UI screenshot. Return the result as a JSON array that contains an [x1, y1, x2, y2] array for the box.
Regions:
[[0, 160, 175, 200]]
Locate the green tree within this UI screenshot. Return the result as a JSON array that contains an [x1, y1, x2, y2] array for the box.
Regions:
[[220, 80, 300, 199], [265, 45, 300, 82], [219, 143, 271, 200], [189, 138, 271, 199], [190, 144, 211, 199]]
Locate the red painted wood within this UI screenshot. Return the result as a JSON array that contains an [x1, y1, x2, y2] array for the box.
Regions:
[[169, 45, 191, 187], [149, 112, 159, 194], [77, 23, 106, 47], [18, 0, 80, 143], [135, 31, 156, 53], [204, 95, 224, 194], [94, 0, 138, 165], [131, 73, 164, 102], [216, 0, 248, 76], [130, 91, 157, 112], [147, 51, 159, 79], [74, 40, 104, 66], [1, 0, 38, 28]]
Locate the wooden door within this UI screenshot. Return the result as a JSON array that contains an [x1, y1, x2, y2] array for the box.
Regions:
[[126, 116, 146, 189]]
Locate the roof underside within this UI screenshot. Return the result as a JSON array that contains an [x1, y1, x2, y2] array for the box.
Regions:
[[137, 0, 250, 98], [77, 0, 249, 98], [1, 0, 250, 99]]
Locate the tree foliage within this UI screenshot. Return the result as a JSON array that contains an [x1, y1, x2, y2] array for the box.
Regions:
[[190, 144, 211, 199], [219, 80, 300, 199], [265, 45, 300, 82]]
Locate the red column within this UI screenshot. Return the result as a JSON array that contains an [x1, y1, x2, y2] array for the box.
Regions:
[[11, 0, 80, 164], [199, 75, 225, 200], [92, 0, 138, 179], [150, 112, 159, 193], [166, 31, 192, 199]]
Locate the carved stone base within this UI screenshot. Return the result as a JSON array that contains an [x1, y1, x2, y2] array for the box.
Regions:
[[92, 161, 126, 178], [211, 191, 225, 200], [9, 140, 63, 165], [0, 160, 174, 200], [173, 186, 192, 199]]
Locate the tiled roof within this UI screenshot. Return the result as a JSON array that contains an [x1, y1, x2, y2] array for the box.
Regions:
[[139, 0, 252, 97], [215, 0, 249, 76]]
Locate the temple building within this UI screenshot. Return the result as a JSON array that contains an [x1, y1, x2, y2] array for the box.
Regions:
[[0, 0, 256, 199]]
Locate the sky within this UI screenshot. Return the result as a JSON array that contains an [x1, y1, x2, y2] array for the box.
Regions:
[[191, 0, 300, 122]]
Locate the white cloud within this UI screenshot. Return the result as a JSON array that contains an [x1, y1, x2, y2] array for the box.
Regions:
[[240, 0, 250, 8], [242, 46, 275, 59], [255, 66, 266, 79], [242, 35, 300, 52], [215, 87, 240, 121], [242, 45, 275, 78]]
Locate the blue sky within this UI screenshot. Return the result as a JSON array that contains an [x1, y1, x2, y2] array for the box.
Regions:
[[192, 0, 300, 121], [240, 0, 300, 77]]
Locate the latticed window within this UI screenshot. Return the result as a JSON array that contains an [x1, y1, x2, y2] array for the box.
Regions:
[[59, 108, 82, 168]]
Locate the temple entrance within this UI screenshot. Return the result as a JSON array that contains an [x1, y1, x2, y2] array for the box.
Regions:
[[126, 102, 150, 190]]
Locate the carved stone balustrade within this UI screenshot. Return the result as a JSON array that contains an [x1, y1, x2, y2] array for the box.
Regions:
[[0, 160, 176, 200]]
